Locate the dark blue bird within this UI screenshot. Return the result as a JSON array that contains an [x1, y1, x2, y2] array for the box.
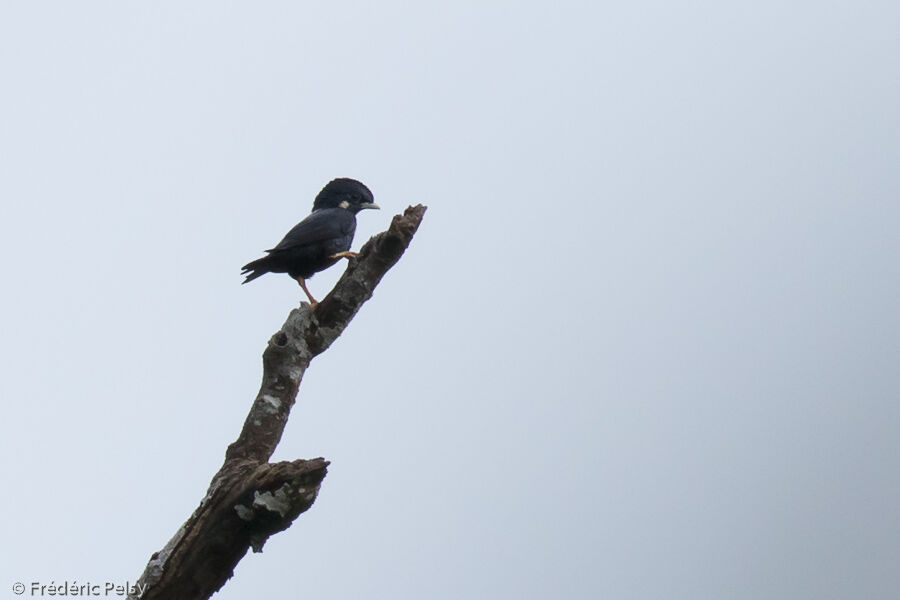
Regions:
[[241, 178, 379, 305]]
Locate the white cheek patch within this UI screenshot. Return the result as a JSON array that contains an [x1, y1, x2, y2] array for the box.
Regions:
[[339, 200, 350, 209]]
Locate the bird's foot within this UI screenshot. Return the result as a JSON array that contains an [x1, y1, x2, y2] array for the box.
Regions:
[[329, 251, 358, 260], [294, 276, 319, 306]]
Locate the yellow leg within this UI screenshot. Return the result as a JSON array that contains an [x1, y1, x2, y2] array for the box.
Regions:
[[294, 276, 318, 307], [329, 251, 359, 260]]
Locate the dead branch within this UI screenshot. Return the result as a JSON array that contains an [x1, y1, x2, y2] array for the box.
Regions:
[[130, 205, 427, 600]]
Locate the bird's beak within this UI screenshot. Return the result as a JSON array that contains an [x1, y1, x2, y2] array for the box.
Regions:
[[360, 202, 380, 210]]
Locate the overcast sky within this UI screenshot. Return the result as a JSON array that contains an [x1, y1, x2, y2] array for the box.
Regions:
[[1, 2, 898, 599]]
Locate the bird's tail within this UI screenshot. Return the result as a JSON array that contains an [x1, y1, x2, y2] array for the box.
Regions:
[[240, 257, 270, 284]]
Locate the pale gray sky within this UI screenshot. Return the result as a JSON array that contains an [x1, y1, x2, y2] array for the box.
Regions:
[[1, 2, 899, 599]]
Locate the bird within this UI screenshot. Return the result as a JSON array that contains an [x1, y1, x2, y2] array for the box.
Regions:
[[241, 178, 379, 305]]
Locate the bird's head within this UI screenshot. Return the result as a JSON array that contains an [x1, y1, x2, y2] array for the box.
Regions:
[[312, 178, 379, 214]]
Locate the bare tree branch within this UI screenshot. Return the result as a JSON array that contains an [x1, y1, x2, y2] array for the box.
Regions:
[[130, 205, 427, 600]]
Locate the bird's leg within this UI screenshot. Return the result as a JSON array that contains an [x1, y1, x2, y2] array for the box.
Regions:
[[294, 276, 319, 307], [329, 251, 359, 260]]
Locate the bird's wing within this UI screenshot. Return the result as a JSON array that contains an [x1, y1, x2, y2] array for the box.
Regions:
[[266, 208, 355, 252]]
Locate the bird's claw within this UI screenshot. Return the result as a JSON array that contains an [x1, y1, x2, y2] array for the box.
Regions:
[[294, 276, 319, 306], [329, 251, 358, 260]]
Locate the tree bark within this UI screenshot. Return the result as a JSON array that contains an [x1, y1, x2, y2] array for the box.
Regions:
[[129, 205, 427, 600]]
